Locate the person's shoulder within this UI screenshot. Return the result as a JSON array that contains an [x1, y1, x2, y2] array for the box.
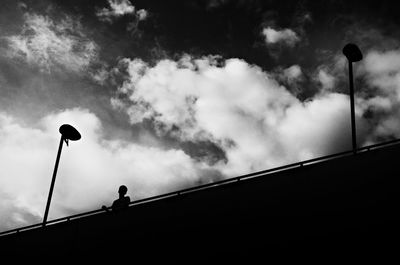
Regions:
[[125, 196, 131, 203]]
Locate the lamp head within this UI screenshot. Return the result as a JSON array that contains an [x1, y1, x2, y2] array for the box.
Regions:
[[343, 43, 363, 62], [59, 124, 81, 141]]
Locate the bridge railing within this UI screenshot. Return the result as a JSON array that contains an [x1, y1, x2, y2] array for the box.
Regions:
[[1, 138, 399, 237]]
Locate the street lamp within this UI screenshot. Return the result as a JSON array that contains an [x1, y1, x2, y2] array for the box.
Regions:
[[42, 124, 81, 227], [343, 43, 363, 154]]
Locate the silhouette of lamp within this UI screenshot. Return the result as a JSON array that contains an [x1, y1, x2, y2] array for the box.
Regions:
[[343, 43, 363, 154], [42, 124, 81, 227]]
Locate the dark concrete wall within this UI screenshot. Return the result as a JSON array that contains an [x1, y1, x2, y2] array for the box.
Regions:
[[2, 144, 400, 262]]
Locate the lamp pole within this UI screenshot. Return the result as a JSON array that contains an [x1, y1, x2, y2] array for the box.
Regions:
[[42, 124, 81, 227], [343, 43, 363, 154], [42, 136, 64, 226], [348, 60, 357, 153]]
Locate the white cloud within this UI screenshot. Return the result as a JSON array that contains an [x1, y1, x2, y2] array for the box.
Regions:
[[97, 0, 135, 21], [112, 56, 362, 176], [283, 65, 303, 82], [97, 0, 148, 23], [363, 50, 400, 95], [0, 108, 217, 231], [0, 193, 41, 231], [317, 69, 336, 90], [262, 27, 300, 47], [271, 65, 304, 95], [91, 67, 110, 85], [137, 9, 148, 21], [303, 45, 400, 145], [6, 13, 97, 73], [358, 49, 400, 140]]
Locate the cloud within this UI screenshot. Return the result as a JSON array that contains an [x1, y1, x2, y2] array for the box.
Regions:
[[5, 13, 97, 73], [112, 55, 365, 177], [316, 69, 336, 91], [358, 49, 400, 141], [136, 9, 148, 21], [2, 55, 369, 231], [91, 66, 111, 86], [96, 0, 148, 23], [96, 0, 135, 21], [0, 108, 220, 231], [6, 44, 400, 233], [0, 193, 41, 232], [363, 50, 400, 80], [262, 27, 300, 47], [272, 65, 304, 96], [311, 43, 400, 144], [283, 65, 303, 82]]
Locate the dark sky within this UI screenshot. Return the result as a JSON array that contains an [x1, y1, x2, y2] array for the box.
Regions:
[[1, 0, 400, 231], [44, 0, 400, 64]]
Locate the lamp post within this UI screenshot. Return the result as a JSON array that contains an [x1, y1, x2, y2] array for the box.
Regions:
[[343, 43, 363, 154], [42, 124, 81, 227]]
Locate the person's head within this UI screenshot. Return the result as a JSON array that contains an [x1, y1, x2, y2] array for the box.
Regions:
[[118, 185, 128, 196]]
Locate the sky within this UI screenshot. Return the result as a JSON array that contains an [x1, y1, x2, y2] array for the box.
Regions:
[[1, 0, 400, 231]]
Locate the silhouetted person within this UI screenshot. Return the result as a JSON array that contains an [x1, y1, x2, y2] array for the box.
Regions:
[[102, 185, 131, 213]]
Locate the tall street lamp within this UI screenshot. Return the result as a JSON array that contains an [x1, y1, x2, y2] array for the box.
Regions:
[[42, 124, 81, 227], [343, 43, 363, 154]]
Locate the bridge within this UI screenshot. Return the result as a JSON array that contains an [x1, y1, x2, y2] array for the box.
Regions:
[[1, 140, 400, 262]]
